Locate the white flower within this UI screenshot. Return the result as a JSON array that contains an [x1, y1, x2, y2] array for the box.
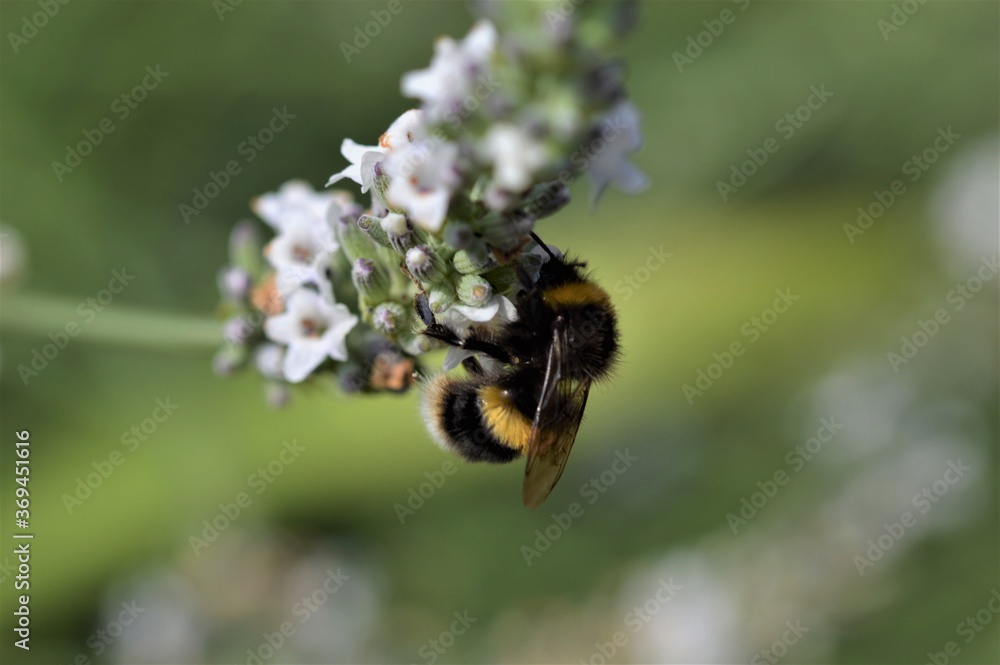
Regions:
[[253, 343, 285, 380], [264, 290, 358, 383], [252, 180, 340, 232], [401, 20, 498, 118], [326, 110, 424, 188], [587, 101, 648, 205], [484, 124, 550, 194], [440, 295, 518, 370], [384, 141, 460, 232], [264, 218, 339, 295]]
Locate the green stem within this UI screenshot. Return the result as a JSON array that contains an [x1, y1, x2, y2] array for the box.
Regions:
[[1, 291, 221, 352]]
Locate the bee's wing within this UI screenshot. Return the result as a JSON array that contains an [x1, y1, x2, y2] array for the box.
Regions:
[[522, 325, 592, 508]]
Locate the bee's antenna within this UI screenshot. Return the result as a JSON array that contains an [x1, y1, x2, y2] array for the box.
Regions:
[[529, 231, 558, 261]]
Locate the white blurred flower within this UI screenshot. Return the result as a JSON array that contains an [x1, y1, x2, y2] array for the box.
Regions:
[[931, 134, 999, 276], [483, 124, 550, 196], [384, 140, 460, 232], [264, 289, 358, 382], [252, 180, 340, 232], [0, 225, 26, 285], [587, 101, 647, 205], [264, 217, 339, 294], [253, 343, 286, 380], [401, 19, 498, 118], [326, 110, 424, 188]]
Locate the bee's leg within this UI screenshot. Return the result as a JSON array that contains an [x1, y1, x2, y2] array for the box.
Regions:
[[414, 292, 435, 326], [422, 323, 514, 365], [461, 356, 485, 376]]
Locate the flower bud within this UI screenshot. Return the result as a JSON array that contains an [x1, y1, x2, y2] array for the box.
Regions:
[[351, 257, 390, 302], [337, 362, 368, 394], [372, 302, 407, 335], [443, 220, 475, 249], [478, 212, 523, 252], [362, 153, 390, 206], [217, 266, 252, 302], [357, 214, 394, 251], [482, 265, 519, 295], [334, 212, 378, 264], [405, 245, 445, 283], [453, 249, 496, 275], [265, 382, 291, 408], [253, 343, 285, 380], [223, 315, 254, 347], [213, 345, 246, 377], [428, 289, 456, 314], [381, 212, 426, 255], [229, 220, 263, 274], [457, 274, 493, 307], [516, 181, 571, 222]]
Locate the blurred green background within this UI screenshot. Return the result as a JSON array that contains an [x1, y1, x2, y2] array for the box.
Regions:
[[1, 1, 997, 663]]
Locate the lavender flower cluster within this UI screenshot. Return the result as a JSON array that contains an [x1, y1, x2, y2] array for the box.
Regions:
[[214, 1, 644, 405]]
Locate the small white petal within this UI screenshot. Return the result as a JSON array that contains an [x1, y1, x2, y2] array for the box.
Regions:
[[587, 101, 647, 206], [326, 164, 359, 187], [342, 138, 376, 163], [462, 19, 498, 59], [264, 312, 297, 345], [443, 347, 474, 372], [282, 339, 330, 383], [400, 21, 498, 116], [496, 296, 518, 322], [485, 124, 549, 193], [451, 299, 500, 322], [380, 109, 424, 149], [322, 310, 359, 361]]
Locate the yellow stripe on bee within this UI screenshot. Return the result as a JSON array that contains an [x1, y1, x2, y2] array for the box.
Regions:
[[479, 385, 533, 452], [542, 281, 611, 308]]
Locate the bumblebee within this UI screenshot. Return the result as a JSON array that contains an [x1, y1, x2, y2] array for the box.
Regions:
[[419, 234, 619, 507]]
